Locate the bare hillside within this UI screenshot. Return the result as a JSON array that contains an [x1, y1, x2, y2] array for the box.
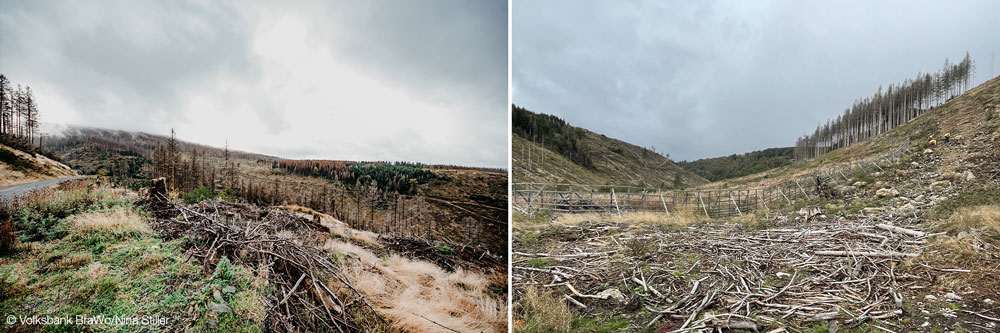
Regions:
[[0, 143, 77, 188]]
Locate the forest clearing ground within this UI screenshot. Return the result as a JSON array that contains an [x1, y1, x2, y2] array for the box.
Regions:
[[512, 117, 1000, 332]]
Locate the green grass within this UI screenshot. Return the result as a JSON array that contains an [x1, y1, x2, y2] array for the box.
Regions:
[[0, 183, 268, 332], [524, 257, 551, 268]]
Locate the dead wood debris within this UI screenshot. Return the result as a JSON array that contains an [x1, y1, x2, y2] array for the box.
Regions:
[[513, 215, 987, 331], [147, 196, 384, 332]]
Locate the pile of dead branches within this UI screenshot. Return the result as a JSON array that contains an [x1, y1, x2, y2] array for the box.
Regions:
[[148, 197, 384, 332], [382, 235, 506, 277], [513, 215, 972, 331]]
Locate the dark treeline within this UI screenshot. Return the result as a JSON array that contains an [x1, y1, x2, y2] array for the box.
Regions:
[[794, 53, 974, 160], [678, 147, 794, 182], [512, 104, 594, 168], [275, 160, 436, 194], [0, 74, 41, 146], [426, 164, 506, 174]]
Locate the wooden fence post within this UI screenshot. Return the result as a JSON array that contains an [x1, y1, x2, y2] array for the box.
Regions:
[[659, 191, 670, 215], [611, 187, 622, 217], [729, 191, 743, 216], [698, 192, 709, 217]]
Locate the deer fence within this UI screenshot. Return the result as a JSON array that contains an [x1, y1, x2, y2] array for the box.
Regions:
[[513, 138, 910, 218]]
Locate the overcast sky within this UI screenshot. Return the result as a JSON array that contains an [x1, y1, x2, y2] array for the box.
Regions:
[[1, 0, 507, 167], [514, 0, 1000, 161]]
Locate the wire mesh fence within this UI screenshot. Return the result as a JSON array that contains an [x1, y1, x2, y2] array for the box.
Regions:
[[513, 138, 910, 218]]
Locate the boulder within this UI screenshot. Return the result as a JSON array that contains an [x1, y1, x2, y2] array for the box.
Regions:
[[923, 148, 933, 154], [876, 188, 898, 198], [797, 207, 823, 221], [209, 302, 233, 313]]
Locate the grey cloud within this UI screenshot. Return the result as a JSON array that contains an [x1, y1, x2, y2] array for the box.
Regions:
[[0, 0, 507, 167], [513, 0, 1000, 161]]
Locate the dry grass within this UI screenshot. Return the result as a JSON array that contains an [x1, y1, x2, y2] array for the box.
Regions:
[[553, 207, 703, 228], [70, 206, 152, 235], [513, 286, 573, 332], [323, 240, 506, 333], [53, 253, 93, 270], [944, 205, 1000, 234]]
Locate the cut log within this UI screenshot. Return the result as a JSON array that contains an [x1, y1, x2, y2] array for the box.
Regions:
[[814, 250, 918, 258], [876, 223, 926, 237]]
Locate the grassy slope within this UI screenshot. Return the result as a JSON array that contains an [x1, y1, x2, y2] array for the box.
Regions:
[[513, 132, 708, 188], [0, 143, 78, 188], [701, 76, 1000, 190], [0, 180, 268, 332]]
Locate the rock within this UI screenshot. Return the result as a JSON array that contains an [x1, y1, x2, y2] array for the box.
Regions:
[[911, 162, 920, 167], [930, 180, 950, 190], [944, 292, 962, 301], [222, 286, 237, 294], [863, 207, 885, 214], [797, 207, 822, 221], [964, 170, 976, 181], [899, 203, 916, 212], [776, 272, 791, 278], [834, 185, 856, 196], [213, 290, 225, 303], [876, 188, 899, 198], [874, 181, 889, 189], [209, 302, 233, 313], [915, 195, 925, 202], [596, 288, 626, 303], [853, 181, 868, 187], [923, 148, 933, 154], [924, 294, 937, 301], [984, 298, 994, 305]]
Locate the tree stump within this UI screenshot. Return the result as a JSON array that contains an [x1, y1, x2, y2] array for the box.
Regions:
[[150, 177, 168, 200]]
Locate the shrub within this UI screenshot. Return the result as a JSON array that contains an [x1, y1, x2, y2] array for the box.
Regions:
[[0, 219, 16, 255], [184, 186, 215, 204]]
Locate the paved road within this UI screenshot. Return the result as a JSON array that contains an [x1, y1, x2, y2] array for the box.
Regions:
[[0, 176, 89, 199]]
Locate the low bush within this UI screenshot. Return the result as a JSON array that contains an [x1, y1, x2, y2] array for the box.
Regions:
[[184, 185, 215, 204], [0, 219, 16, 255]]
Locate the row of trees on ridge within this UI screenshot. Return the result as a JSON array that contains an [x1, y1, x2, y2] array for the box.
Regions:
[[794, 53, 975, 159]]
